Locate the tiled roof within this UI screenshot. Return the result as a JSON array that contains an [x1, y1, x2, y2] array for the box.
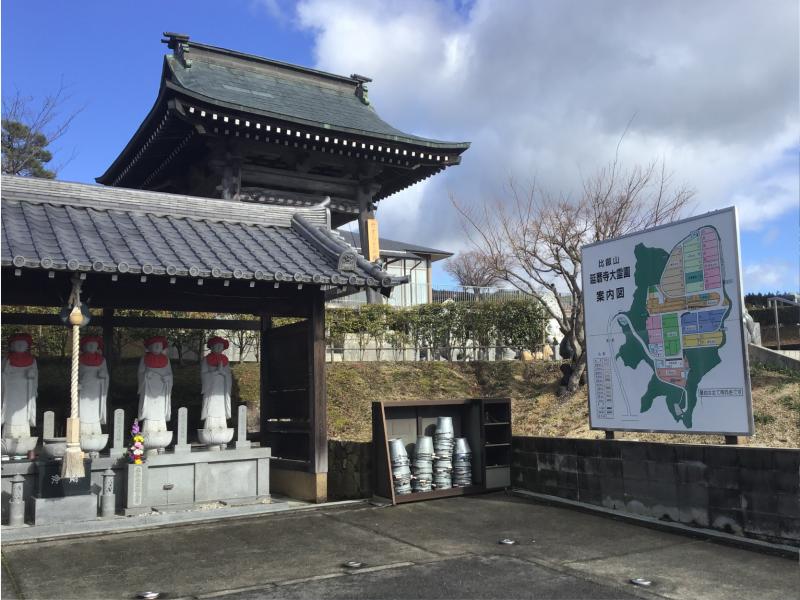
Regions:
[[1, 176, 405, 289], [339, 230, 453, 262], [167, 41, 469, 149]]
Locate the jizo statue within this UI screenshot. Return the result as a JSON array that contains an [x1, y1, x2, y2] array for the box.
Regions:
[[79, 335, 108, 436], [1, 333, 38, 439], [201, 336, 232, 430], [137, 336, 173, 433]]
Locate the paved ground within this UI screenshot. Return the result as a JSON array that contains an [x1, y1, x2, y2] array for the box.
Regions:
[[2, 493, 797, 599]]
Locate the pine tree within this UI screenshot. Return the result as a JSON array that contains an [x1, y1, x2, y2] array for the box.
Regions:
[[1, 119, 56, 178]]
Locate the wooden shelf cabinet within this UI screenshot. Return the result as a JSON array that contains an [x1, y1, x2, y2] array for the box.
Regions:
[[372, 398, 512, 505]]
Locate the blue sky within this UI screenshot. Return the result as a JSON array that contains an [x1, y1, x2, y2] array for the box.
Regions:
[[3, 0, 798, 294]]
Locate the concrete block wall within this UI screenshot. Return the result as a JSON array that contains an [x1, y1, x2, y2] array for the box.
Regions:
[[512, 436, 800, 547]]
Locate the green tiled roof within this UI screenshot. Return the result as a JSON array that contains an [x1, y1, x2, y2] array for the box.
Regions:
[[167, 42, 468, 149]]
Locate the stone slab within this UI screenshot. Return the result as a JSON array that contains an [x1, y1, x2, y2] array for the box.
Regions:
[[43, 411, 55, 439], [124, 447, 271, 513], [109, 409, 126, 458], [33, 494, 97, 526]]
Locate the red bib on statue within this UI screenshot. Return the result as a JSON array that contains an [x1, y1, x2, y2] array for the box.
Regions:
[[144, 352, 168, 368], [206, 352, 229, 367], [8, 351, 33, 367], [80, 352, 104, 366]]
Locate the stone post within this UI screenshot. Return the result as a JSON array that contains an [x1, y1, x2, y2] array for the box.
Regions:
[[100, 468, 116, 518], [174, 407, 191, 453], [43, 411, 55, 439], [109, 409, 126, 459], [236, 405, 251, 449], [8, 474, 25, 527]]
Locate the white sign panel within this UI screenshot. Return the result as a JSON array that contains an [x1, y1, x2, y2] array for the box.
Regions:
[[581, 207, 753, 435]]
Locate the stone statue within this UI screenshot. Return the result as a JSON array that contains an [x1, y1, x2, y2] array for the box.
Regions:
[[1, 333, 37, 440], [78, 335, 110, 456], [201, 336, 232, 429], [198, 336, 234, 449], [743, 309, 761, 346], [137, 336, 173, 445], [79, 335, 108, 436]]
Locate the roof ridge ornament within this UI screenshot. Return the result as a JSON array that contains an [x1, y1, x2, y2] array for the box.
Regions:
[[350, 74, 372, 105], [162, 31, 192, 68]]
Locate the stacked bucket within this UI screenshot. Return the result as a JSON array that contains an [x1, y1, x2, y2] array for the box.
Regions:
[[452, 437, 472, 487], [433, 416, 454, 490], [388, 438, 412, 495], [411, 435, 433, 492]]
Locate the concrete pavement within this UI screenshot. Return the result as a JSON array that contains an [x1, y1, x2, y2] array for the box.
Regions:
[[2, 493, 797, 599]]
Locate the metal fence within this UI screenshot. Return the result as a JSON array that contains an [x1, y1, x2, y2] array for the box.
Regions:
[[328, 282, 573, 308], [325, 343, 562, 363]]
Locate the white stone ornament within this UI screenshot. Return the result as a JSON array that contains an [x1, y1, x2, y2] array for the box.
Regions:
[[1, 333, 39, 457]]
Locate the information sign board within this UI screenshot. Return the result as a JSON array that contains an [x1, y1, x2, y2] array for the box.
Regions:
[[581, 207, 752, 435]]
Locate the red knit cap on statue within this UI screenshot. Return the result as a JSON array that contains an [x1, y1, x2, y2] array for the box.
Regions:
[[8, 332, 33, 347], [206, 336, 229, 350], [143, 336, 169, 348], [80, 335, 105, 350]]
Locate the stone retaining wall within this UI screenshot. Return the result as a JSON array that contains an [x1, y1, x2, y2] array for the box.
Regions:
[[512, 436, 800, 546], [327, 440, 372, 500], [748, 343, 800, 371]]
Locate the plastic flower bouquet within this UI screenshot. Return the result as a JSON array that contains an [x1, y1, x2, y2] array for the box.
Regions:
[[127, 419, 145, 464]]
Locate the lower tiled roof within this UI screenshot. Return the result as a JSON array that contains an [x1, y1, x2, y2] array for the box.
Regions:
[[1, 176, 405, 289]]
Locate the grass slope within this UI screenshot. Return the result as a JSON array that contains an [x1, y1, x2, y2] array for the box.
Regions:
[[32, 359, 798, 448]]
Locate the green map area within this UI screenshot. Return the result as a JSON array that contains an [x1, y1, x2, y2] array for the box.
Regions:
[[615, 238, 729, 429]]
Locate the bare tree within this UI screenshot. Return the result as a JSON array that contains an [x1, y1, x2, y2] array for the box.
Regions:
[[230, 328, 258, 363], [1, 83, 82, 178], [454, 158, 694, 393], [444, 251, 500, 299]]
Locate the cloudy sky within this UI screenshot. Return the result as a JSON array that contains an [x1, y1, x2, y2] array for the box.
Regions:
[[3, 0, 798, 292]]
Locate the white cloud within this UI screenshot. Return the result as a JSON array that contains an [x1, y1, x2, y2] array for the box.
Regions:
[[294, 0, 799, 252], [743, 262, 799, 292]]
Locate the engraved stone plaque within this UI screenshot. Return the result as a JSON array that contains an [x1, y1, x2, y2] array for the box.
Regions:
[[132, 465, 143, 506], [178, 407, 188, 445], [174, 406, 191, 453], [113, 409, 124, 448], [43, 411, 55, 439]]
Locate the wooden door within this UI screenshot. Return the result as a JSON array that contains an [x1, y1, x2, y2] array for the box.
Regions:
[[261, 294, 327, 474]]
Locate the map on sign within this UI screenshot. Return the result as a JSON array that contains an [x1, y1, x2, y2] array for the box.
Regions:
[[582, 208, 752, 435]]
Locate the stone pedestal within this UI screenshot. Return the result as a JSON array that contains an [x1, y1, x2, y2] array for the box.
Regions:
[[80, 433, 109, 458], [124, 446, 271, 515], [33, 494, 97, 526], [143, 430, 173, 457], [197, 428, 234, 451], [2, 436, 38, 459]]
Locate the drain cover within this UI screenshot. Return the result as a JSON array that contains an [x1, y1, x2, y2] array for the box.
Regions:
[[498, 538, 517, 545], [343, 561, 364, 569], [630, 578, 652, 587]]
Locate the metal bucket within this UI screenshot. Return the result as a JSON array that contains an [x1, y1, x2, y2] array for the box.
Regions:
[[454, 437, 471, 455], [415, 436, 434, 458], [435, 416, 454, 435], [433, 478, 452, 490], [389, 438, 409, 463]]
